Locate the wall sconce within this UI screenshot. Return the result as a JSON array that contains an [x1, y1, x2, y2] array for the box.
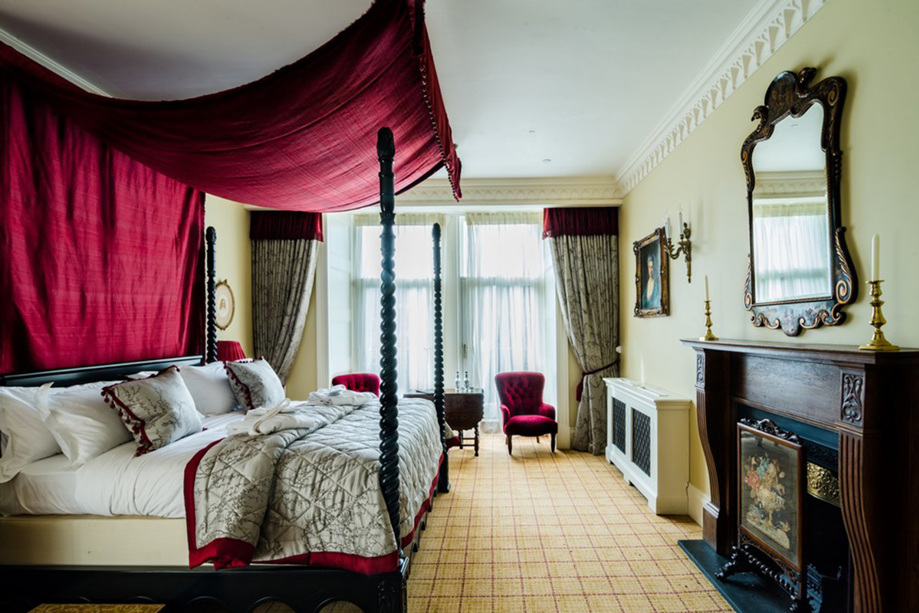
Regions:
[[664, 215, 692, 283]]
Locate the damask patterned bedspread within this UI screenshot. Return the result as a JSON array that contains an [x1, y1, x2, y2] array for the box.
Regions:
[[184, 398, 442, 574]]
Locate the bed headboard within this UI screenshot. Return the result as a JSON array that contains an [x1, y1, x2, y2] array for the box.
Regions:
[[0, 355, 203, 388]]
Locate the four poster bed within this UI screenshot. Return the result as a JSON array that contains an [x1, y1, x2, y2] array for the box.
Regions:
[[0, 130, 449, 612]]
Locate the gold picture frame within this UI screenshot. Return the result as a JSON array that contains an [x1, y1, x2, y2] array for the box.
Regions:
[[633, 227, 670, 317], [214, 279, 235, 330]]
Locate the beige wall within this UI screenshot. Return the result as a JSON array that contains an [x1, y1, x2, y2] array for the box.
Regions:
[[203, 195, 320, 399], [204, 195, 253, 357], [619, 0, 919, 517]]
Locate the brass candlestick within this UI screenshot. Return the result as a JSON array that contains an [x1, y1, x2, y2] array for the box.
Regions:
[[859, 280, 899, 351], [701, 299, 719, 341]]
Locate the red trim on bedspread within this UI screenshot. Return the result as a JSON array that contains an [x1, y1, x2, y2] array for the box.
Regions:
[[184, 440, 255, 570], [185, 447, 445, 574]]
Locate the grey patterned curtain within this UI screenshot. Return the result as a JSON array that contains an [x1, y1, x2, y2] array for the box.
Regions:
[[251, 213, 323, 384], [544, 208, 619, 454]]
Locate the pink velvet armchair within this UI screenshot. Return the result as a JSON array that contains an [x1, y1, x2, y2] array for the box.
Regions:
[[331, 373, 381, 396], [495, 372, 557, 455]]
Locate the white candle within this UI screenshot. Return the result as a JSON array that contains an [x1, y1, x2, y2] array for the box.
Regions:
[[664, 216, 671, 238], [679, 208, 684, 230], [871, 234, 880, 280], [705, 275, 710, 301]]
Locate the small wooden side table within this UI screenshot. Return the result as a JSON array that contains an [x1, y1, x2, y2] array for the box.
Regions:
[[406, 388, 484, 456]]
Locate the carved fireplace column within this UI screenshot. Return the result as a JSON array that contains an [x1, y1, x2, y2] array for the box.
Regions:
[[693, 348, 735, 555]]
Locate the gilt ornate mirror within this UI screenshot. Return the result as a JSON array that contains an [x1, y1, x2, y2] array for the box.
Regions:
[[742, 68, 856, 336]]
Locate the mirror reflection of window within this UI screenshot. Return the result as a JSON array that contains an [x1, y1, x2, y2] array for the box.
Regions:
[[751, 103, 831, 304], [752, 197, 831, 302]]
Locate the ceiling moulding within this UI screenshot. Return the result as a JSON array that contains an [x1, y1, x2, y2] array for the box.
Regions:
[[755, 170, 826, 198], [616, 0, 827, 195], [0, 27, 110, 96], [398, 178, 623, 208]]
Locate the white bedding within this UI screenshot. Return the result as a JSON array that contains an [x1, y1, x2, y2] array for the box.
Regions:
[[0, 412, 245, 518]]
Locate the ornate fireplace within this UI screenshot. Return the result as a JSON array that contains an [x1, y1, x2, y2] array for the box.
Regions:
[[683, 339, 919, 613]]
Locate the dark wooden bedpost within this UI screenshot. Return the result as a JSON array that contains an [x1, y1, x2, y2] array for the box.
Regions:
[[433, 223, 450, 493], [205, 226, 218, 364], [376, 128, 401, 553]]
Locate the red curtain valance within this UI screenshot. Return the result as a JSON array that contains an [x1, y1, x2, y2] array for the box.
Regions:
[[542, 207, 619, 239], [250, 212, 324, 242], [0, 0, 460, 213]]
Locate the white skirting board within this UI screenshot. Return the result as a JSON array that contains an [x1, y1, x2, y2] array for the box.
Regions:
[[687, 483, 710, 527]]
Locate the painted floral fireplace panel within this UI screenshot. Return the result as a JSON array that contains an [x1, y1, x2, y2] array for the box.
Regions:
[[738, 423, 803, 569]]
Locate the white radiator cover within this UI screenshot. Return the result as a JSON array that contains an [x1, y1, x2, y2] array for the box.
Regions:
[[604, 378, 690, 515]]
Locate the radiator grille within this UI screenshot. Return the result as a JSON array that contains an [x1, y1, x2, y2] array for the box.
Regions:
[[613, 398, 626, 452], [632, 410, 651, 476]]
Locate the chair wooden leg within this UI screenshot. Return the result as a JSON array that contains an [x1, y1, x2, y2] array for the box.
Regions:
[[507, 435, 512, 455], [551, 433, 556, 453]]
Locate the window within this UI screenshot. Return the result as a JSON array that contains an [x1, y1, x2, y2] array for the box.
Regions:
[[351, 212, 555, 429], [460, 213, 554, 429], [352, 216, 439, 394]]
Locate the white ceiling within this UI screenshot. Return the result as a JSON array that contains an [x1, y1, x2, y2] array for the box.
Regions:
[[0, 0, 759, 181]]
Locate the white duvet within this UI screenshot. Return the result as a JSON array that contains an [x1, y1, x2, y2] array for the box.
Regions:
[[0, 412, 244, 518]]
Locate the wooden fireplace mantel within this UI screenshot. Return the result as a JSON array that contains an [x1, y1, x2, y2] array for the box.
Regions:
[[682, 338, 919, 613]]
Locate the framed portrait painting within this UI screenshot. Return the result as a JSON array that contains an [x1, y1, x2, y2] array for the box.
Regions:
[[633, 228, 669, 317]]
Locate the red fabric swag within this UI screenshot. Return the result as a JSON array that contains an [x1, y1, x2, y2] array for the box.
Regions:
[[0, 0, 461, 212], [250, 212, 324, 242], [0, 78, 205, 375], [542, 207, 619, 239]]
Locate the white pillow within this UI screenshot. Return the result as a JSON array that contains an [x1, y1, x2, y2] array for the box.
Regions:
[[225, 358, 285, 412], [102, 367, 203, 456], [179, 362, 239, 415], [0, 385, 62, 482], [37, 380, 131, 467]]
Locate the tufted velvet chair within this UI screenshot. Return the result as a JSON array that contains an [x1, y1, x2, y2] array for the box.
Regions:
[[331, 373, 381, 396], [495, 372, 557, 455]]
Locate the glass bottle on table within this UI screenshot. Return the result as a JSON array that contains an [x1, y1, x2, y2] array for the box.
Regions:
[[463, 371, 470, 392], [454, 371, 461, 392]]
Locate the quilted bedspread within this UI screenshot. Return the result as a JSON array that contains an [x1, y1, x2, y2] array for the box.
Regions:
[[184, 398, 442, 574]]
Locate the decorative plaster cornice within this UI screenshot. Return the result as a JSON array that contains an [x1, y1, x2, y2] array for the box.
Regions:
[[616, 0, 827, 194], [398, 177, 623, 208], [754, 170, 826, 197], [0, 27, 110, 96]]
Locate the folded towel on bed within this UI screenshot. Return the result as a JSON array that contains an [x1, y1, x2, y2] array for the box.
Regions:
[[307, 385, 377, 407], [226, 399, 322, 436]]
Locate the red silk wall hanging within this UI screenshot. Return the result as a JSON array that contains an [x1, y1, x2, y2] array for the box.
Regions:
[[0, 77, 205, 374]]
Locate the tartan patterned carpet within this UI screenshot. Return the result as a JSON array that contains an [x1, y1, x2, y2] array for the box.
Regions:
[[403, 432, 732, 613]]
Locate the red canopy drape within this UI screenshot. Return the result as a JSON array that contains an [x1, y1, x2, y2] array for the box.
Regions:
[[0, 77, 205, 374], [0, 0, 460, 212]]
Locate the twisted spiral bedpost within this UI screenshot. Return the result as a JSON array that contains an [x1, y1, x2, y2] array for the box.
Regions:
[[205, 226, 218, 364], [377, 127, 402, 552], [433, 223, 450, 493]]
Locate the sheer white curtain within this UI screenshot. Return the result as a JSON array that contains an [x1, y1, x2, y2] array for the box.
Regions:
[[460, 213, 551, 431], [352, 214, 442, 395], [752, 198, 831, 302]]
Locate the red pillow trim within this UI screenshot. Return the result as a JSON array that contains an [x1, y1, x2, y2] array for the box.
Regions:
[[223, 359, 256, 411]]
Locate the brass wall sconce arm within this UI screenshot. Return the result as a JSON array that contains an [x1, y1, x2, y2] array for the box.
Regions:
[[665, 222, 692, 283]]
